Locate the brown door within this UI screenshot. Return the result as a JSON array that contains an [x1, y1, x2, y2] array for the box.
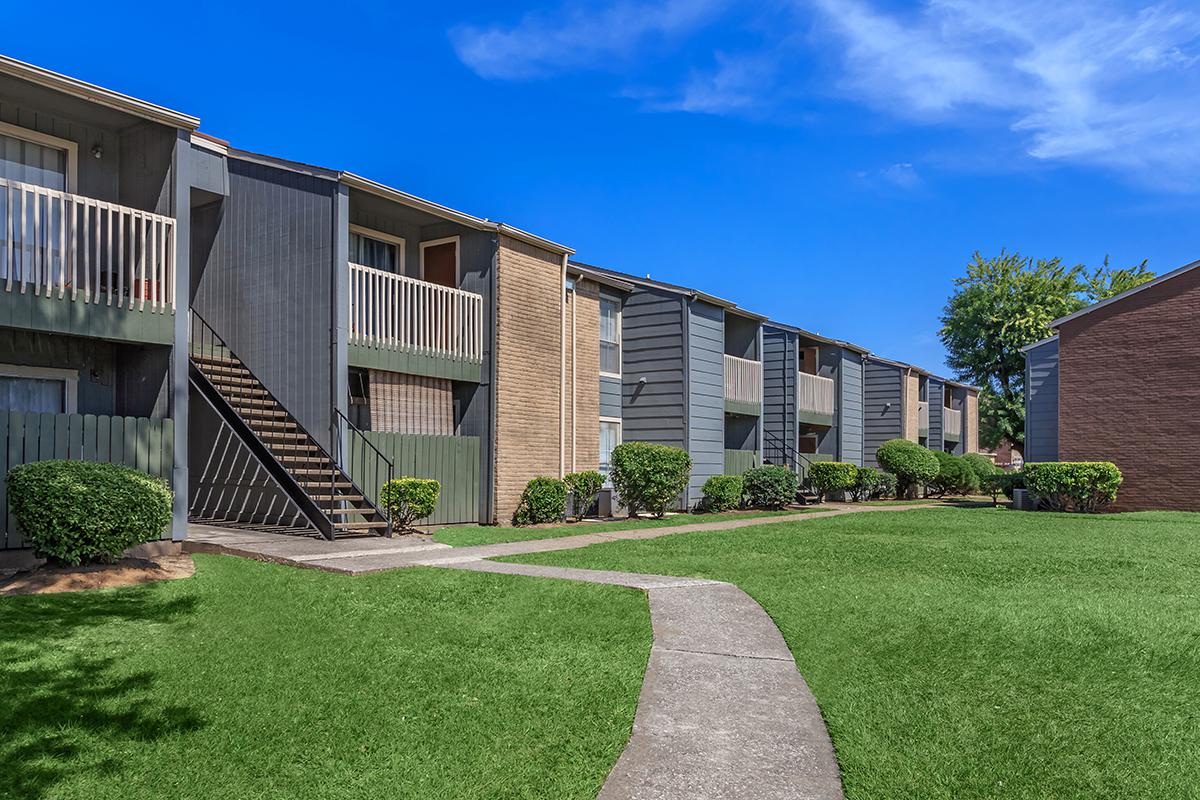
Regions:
[[797, 436, 818, 454], [422, 240, 457, 288]]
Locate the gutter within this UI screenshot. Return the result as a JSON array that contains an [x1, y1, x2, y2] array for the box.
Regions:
[[560, 253, 568, 479]]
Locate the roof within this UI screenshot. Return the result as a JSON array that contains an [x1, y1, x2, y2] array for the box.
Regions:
[[1018, 335, 1059, 354], [762, 319, 871, 354], [572, 262, 767, 320], [0, 54, 200, 130], [1050, 258, 1200, 328], [865, 353, 931, 375], [568, 263, 635, 293]]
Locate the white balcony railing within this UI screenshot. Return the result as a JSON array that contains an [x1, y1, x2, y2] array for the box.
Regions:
[[918, 400, 929, 431], [724, 354, 762, 406], [349, 262, 484, 362], [0, 177, 176, 312], [798, 371, 835, 418], [944, 407, 962, 439]]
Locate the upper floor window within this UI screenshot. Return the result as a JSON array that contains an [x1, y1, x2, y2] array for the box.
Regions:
[[600, 296, 621, 377], [350, 225, 404, 274], [0, 123, 76, 192]]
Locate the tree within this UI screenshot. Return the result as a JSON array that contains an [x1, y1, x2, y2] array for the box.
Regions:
[[939, 251, 1153, 451]]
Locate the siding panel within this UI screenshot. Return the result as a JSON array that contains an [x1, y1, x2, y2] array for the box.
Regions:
[[1025, 337, 1059, 463], [687, 300, 725, 506], [863, 359, 902, 467]]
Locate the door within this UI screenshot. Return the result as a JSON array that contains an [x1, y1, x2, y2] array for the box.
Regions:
[[421, 238, 458, 288]]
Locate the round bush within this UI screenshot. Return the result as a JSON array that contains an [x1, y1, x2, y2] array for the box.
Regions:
[[872, 471, 898, 499], [611, 442, 692, 518], [807, 462, 857, 502], [742, 464, 799, 509], [564, 470, 605, 521], [7, 460, 173, 566], [701, 475, 744, 512], [875, 439, 939, 498], [512, 476, 568, 526], [963, 452, 998, 483], [929, 451, 980, 496], [849, 466, 882, 502], [380, 477, 440, 530]]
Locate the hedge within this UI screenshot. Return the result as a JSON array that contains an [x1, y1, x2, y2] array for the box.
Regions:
[[849, 466, 883, 502], [876, 439, 940, 498], [743, 464, 799, 509], [611, 442, 692, 518], [1023, 462, 1123, 512], [380, 477, 440, 530], [513, 476, 568, 525], [564, 470, 604, 521], [929, 451, 980, 497], [807, 461, 857, 502], [701, 475, 743, 512], [6, 460, 172, 565]]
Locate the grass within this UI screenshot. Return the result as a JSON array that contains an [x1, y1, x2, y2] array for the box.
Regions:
[[433, 508, 807, 547], [509, 508, 1200, 799], [0, 554, 650, 800]]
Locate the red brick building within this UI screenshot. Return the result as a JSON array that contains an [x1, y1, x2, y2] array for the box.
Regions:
[[1049, 260, 1200, 512]]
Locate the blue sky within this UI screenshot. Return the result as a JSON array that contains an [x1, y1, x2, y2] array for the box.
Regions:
[[8, 0, 1200, 371]]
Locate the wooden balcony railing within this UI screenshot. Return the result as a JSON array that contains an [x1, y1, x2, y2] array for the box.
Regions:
[[798, 372, 835, 418], [724, 354, 762, 406], [0, 177, 176, 313], [348, 262, 484, 362], [944, 407, 962, 439]]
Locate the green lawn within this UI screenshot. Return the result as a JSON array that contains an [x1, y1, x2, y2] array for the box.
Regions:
[[433, 509, 807, 547], [510, 508, 1200, 799], [0, 555, 650, 800]]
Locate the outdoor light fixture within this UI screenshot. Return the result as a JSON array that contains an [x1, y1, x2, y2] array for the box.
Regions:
[[91, 144, 103, 159]]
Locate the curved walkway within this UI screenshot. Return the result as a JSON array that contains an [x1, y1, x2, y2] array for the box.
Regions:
[[187, 504, 938, 800]]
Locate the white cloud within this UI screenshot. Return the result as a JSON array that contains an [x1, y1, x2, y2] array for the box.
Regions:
[[450, 0, 729, 80]]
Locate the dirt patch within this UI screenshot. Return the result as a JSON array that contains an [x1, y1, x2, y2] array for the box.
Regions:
[[0, 555, 195, 596]]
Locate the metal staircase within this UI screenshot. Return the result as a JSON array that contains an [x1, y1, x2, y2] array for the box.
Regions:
[[188, 310, 393, 539], [762, 429, 821, 503]]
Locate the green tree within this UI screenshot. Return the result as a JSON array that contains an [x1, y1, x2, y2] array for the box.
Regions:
[[939, 251, 1153, 451]]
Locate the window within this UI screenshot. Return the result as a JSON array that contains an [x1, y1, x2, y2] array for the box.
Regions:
[[0, 364, 78, 413], [349, 225, 404, 273], [599, 296, 621, 377], [0, 122, 76, 192], [599, 418, 622, 480]]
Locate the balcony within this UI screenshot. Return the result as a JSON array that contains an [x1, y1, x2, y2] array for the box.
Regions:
[[798, 372, 835, 426], [943, 406, 962, 442], [348, 262, 484, 382], [724, 354, 762, 415], [0, 177, 176, 344], [918, 400, 929, 437]]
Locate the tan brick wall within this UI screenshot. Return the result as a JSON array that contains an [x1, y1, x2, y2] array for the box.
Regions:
[[368, 370, 453, 435], [1059, 267, 1200, 511], [964, 390, 979, 453], [567, 277, 601, 474], [494, 236, 564, 523], [903, 372, 920, 441]]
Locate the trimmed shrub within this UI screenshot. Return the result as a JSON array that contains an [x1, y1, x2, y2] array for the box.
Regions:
[[1002, 470, 1025, 500], [872, 471, 898, 500], [1023, 462, 1123, 512], [963, 452, 998, 483], [701, 475, 744, 512], [875, 439, 940, 498], [929, 451, 980, 497], [743, 464, 799, 509], [564, 470, 604, 521], [7, 460, 172, 566], [980, 471, 1013, 506], [512, 476, 568, 526], [380, 477, 440, 530], [807, 461, 857, 502], [611, 442, 692, 518], [849, 466, 882, 502]]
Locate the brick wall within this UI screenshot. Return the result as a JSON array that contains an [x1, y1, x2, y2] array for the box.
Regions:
[[494, 236, 564, 523], [567, 277, 600, 474], [1058, 267, 1200, 511], [964, 390, 979, 453], [368, 370, 453, 435], [903, 372, 920, 441]]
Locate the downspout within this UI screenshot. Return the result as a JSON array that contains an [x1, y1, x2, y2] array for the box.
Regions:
[[487, 238, 499, 523], [560, 253, 567, 479], [572, 279, 577, 473]]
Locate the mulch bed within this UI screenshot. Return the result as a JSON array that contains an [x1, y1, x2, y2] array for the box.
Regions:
[[0, 555, 195, 596]]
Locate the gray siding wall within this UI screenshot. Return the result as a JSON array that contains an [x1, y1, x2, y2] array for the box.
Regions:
[[599, 376, 622, 419], [762, 326, 796, 454], [622, 287, 687, 449], [863, 359, 902, 467], [687, 300, 725, 506], [837, 350, 865, 466], [1025, 338, 1059, 462], [0, 92, 119, 201], [927, 377, 944, 452], [192, 156, 338, 447]]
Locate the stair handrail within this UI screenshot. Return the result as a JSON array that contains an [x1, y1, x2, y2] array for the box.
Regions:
[[332, 407, 394, 537], [762, 428, 820, 490]]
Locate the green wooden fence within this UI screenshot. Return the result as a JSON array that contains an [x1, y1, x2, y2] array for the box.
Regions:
[[724, 448, 761, 476], [0, 412, 175, 549], [347, 433, 482, 526]]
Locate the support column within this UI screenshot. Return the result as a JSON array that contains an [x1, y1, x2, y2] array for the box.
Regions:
[[170, 131, 191, 541]]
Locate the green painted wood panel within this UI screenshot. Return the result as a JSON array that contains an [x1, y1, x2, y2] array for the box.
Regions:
[[724, 449, 760, 476], [0, 290, 173, 345], [348, 433, 482, 526], [347, 342, 483, 383], [0, 413, 175, 549]]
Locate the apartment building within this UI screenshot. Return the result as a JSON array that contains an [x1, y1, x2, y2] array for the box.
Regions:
[[863, 355, 980, 467]]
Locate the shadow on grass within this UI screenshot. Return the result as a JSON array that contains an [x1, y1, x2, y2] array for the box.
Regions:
[[0, 592, 205, 799]]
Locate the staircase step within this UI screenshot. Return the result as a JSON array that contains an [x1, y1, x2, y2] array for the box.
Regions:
[[250, 420, 299, 432], [268, 443, 321, 453], [197, 363, 251, 378], [310, 494, 366, 503], [334, 521, 390, 531], [193, 353, 243, 368], [219, 385, 271, 398], [207, 374, 259, 388], [327, 508, 377, 518], [238, 408, 289, 419], [291, 467, 344, 476], [229, 397, 278, 409], [277, 455, 332, 465]]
